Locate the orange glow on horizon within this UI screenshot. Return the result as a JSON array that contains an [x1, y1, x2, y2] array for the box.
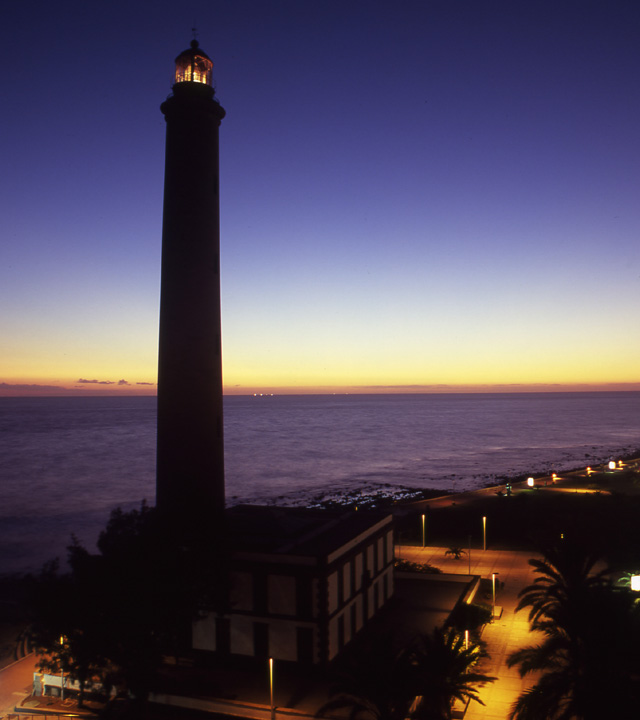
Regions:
[[3, 370, 640, 398]]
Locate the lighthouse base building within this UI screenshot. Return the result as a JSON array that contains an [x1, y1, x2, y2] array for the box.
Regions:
[[193, 507, 395, 664]]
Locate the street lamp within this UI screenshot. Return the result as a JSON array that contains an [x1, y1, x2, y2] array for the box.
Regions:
[[527, 477, 534, 488], [631, 575, 640, 592], [421, 514, 426, 548], [269, 657, 275, 720], [492, 573, 499, 621], [482, 516, 486, 551], [59, 635, 65, 700]]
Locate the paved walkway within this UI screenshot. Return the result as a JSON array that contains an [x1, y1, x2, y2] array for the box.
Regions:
[[0, 654, 36, 718], [396, 544, 542, 720]]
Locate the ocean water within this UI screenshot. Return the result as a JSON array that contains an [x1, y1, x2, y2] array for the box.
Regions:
[[1, 392, 639, 575]]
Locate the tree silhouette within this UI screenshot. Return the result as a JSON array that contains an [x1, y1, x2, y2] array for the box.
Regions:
[[508, 542, 640, 719], [318, 634, 412, 720], [408, 627, 495, 720], [444, 547, 466, 560], [29, 502, 228, 709], [514, 540, 609, 631]]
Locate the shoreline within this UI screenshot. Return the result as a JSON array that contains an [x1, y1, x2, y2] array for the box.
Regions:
[[2, 445, 639, 580], [255, 445, 640, 513]]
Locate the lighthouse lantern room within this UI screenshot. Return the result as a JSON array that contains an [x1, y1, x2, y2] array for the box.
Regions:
[[174, 39, 213, 86]]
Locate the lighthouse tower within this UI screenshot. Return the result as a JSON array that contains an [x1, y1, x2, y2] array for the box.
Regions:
[[156, 40, 226, 528]]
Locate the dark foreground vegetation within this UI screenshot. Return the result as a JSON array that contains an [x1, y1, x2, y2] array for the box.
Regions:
[[24, 502, 228, 715], [319, 627, 495, 720], [508, 539, 640, 719]]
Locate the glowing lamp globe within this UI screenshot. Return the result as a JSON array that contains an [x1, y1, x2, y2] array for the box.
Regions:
[[527, 477, 534, 487], [631, 575, 640, 592], [174, 39, 213, 86], [608, 461, 616, 470]]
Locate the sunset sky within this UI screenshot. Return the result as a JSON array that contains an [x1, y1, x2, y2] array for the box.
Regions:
[[2, 0, 639, 396]]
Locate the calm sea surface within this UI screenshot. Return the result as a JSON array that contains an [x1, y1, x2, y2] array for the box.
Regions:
[[1, 392, 639, 575]]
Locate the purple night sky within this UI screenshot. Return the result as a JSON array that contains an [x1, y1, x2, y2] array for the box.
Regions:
[[2, 1, 639, 395]]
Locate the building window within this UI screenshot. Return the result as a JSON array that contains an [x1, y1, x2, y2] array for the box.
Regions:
[[343, 562, 352, 601], [216, 617, 230, 655], [297, 627, 314, 664], [253, 622, 269, 659], [253, 574, 267, 614], [296, 576, 312, 619]]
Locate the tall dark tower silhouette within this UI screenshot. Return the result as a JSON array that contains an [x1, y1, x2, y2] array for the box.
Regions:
[[156, 40, 226, 528]]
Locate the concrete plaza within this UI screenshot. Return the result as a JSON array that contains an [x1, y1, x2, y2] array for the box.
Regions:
[[397, 544, 543, 719]]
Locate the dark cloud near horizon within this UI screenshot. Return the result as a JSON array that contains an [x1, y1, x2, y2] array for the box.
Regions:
[[78, 378, 115, 385], [117, 379, 130, 386], [0, 382, 63, 392], [136, 382, 155, 386]]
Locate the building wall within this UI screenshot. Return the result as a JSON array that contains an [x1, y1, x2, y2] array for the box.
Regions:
[[193, 517, 394, 664]]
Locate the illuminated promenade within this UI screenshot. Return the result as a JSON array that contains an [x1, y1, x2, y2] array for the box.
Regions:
[[396, 544, 543, 720]]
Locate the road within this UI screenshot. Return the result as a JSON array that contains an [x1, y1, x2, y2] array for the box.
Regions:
[[0, 654, 36, 717]]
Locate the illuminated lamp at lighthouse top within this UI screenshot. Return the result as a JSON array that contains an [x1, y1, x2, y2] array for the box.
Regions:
[[173, 39, 214, 86]]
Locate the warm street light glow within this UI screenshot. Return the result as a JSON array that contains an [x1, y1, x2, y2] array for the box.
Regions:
[[421, 513, 426, 548], [269, 657, 275, 720], [465, 629, 469, 649], [586, 466, 592, 475], [527, 477, 534, 487], [482, 516, 486, 551], [59, 635, 65, 700], [609, 461, 616, 470], [492, 573, 499, 621], [631, 575, 640, 592]]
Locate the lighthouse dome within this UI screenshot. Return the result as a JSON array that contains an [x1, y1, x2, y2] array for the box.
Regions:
[[174, 39, 213, 86]]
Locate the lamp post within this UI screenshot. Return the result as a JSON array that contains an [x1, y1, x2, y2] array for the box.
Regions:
[[269, 657, 275, 720], [59, 635, 65, 700], [421, 514, 426, 548], [492, 573, 499, 621], [482, 516, 486, 551]]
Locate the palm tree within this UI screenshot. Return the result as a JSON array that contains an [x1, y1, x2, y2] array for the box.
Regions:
[[317, 634, 412, 720], [408, 627, 495, 720], [444, 547, 466, 560], [508, 542, 640, 719], [514, 540, 609, 631]]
